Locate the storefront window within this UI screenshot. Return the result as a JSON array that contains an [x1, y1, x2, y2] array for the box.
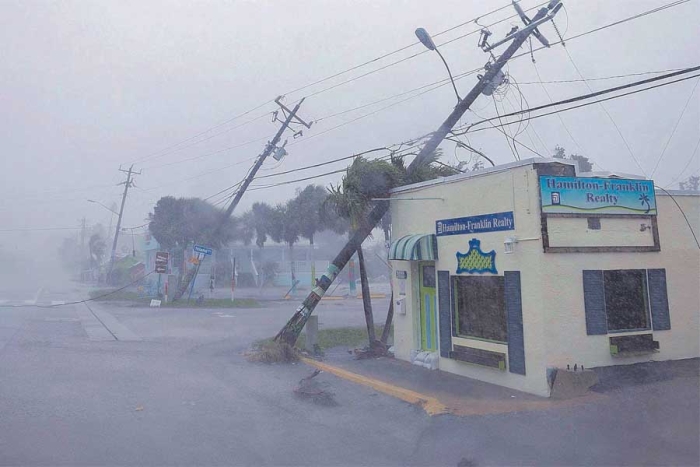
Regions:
[[453, 276, 507, 343], [604, 270, 650, 331]]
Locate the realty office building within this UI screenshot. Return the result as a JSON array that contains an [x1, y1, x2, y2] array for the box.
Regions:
[[388, 158, 699, 397]]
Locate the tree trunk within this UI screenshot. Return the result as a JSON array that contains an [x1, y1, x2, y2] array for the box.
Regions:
[[380, 292, 394, 345], [356, 245, 376, 345], [275, 9, 550, 346], [380, 218, 393, 345]]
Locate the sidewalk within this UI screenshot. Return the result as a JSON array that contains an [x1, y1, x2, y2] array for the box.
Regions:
[[302, 349, 606, 417]]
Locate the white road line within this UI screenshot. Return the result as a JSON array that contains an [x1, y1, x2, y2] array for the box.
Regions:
[[33, 287, 44, 303]]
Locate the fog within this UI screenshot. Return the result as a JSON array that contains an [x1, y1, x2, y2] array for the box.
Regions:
[[1, 0, 698, 280]]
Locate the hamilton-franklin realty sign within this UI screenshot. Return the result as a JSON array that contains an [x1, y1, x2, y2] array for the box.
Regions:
[[436, 211, 514, 237], [540, 176, 657, 215]]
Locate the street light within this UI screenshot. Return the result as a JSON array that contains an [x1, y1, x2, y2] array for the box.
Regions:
[[87, 199, 119, 216], [415, 27, 461, 102]]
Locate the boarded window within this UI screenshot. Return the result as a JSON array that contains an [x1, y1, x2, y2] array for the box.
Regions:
[[604, 270, 650, 332], [453, 276, 507, 343]]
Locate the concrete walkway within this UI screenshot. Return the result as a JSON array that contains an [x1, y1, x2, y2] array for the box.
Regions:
[[306, 350, 699, 417]]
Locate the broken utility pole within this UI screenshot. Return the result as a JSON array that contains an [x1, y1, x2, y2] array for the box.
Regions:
[[173, 97, 312, 300], [108, 164, 140, 283], [276, 1, 563, 345]]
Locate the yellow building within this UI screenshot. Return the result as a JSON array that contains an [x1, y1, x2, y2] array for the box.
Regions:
[[388, 158, 699, 397]]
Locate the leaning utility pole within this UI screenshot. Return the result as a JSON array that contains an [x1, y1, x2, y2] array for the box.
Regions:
[[108, 164, 140, 282], [80, 217, 87, 281], [172, 97, 312, 300], [276, 1, 563, 345]]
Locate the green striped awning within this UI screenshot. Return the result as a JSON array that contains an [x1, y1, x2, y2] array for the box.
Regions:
[[388, 234, 438, 261]]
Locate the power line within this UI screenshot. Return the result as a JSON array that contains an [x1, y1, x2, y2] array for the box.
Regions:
[[0, 227, 82, 232], [516, 68, 686, 85], [121, 0, 693, 204], [0, 271, 156, 308], [137, 1, 693, 178], [649, 77, 700, 177], [142, 133, 274, 170], [514, 0, 692, 63], [530, 60, 586, 154], [254, 147, 395, 180], [463, 73, 700, 136], [141, 156, 258, 193], [129, 100, 275, 165], [453, 66, 700, 134], [262, 67, 700, 195], [284, 1, 547, 99], [665, 136, 700, 188], [561, 45, 647, 177], [655, 185, 700, 249], [294, 4, 696, 150], [493, 97, 520, 161], [126, 1, 541, 168], [135, 112, 273, 167], [247, 145, 422, 192]]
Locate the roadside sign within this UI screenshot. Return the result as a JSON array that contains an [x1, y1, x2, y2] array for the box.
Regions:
[[193, 244, 213, 256], [155, 251, 169, 274]]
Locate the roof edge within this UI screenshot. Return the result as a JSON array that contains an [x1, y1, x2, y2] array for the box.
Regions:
[[390, 158, 575, 195]]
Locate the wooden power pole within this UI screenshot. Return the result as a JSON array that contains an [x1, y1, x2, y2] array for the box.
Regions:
[[276, 1, 563, 345], [172, 97, 312, 300], [108, 164, 140, 282]]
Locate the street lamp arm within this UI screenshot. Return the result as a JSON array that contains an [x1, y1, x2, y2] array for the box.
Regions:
[[87, 199, 119, 216], [434, 48, 461, 103]]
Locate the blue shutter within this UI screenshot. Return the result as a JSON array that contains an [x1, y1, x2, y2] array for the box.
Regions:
[[648, 269, 671, 331], [505, 271, 525, 375], [582, 270, 607, 335], [437, 270, 452, 358]]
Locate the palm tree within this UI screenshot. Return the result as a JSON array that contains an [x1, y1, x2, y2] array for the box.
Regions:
[[325, 157, 404, 348], [639, 194, 651, 214]]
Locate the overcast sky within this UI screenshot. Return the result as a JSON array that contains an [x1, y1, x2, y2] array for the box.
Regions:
[[1, 0, 698, 254]]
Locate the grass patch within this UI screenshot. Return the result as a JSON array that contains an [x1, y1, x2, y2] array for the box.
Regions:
[[88, 289, 142, 301], [252, 325, 393, 353]]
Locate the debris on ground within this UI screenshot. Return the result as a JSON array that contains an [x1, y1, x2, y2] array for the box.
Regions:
[[293, 369, 337, 406], [457, 457, 478, 467], [246, 341, 299, 364], [353, 340, 390, 359]]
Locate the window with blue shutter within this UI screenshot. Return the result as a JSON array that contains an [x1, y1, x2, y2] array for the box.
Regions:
[[648, 269, 671, 331], [582, 270, 608, 335], [504, 271, 525, 375]]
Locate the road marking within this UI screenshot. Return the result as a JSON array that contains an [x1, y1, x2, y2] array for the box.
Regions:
[[51, 301, 66, 306], [300, 357, 449, 416], [33, 287, 44, 304]]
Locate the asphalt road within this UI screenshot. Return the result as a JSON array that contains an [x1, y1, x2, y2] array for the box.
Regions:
[[0, 285, 697, 466]]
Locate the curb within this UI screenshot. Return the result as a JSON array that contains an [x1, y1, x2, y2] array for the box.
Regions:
[[300, 357, 449, 416]]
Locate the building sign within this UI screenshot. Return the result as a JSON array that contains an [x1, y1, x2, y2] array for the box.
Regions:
[[155, 251, 169, 274], [540, 176, 657, 215], [456, 239, 497, 274], [193, 244, 213, 256], [436, 211, 514, 237]]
